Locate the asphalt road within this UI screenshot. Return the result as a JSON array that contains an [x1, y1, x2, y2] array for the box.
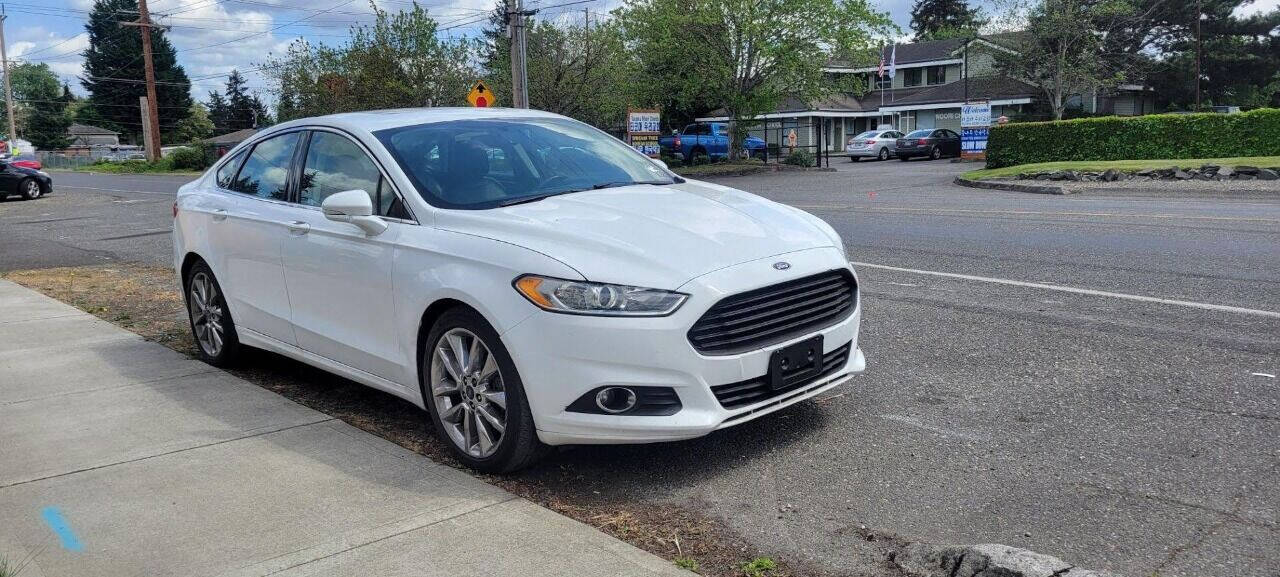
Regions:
[[3, 165, 1277, 576]]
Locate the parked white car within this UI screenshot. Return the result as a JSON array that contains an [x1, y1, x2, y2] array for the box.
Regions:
[[173, 108, 864, 472], [846, 129, 903, 161]]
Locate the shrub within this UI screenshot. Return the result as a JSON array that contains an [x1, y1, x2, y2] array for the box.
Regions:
[[782, 149, 814, 167], [985, 108, 1280, 168], [168, 146, 211, 170]]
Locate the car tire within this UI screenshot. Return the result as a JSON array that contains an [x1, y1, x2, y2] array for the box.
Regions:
[[850, 156, 859, 162], [423, 307, 548, 473], [185, 260, 241, 367], [930, 146, 942, 160], [19, 178, 42, 200], [878, 148, 889, 161]]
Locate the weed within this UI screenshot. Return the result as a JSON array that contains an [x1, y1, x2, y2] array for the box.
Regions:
[[741, 557, 776, 577], [675, 557, 699, 571]]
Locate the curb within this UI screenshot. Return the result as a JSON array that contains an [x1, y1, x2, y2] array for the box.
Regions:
[[953, 176, 1068, 195]]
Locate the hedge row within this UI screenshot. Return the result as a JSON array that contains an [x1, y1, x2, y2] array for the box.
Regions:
[[985, 108, 1280, 168]]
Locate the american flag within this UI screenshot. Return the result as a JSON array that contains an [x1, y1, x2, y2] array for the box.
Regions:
[[877, 47, 886, 78]]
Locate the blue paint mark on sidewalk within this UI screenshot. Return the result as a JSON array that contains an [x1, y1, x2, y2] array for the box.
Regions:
[[41, 507, 84, 552]]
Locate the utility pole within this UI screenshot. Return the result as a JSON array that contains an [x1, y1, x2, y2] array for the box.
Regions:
[[1194, 0, 1202, 112], [0, 6, 18, 151], [120, 0, 163, 161], [507, 0, 529, 109]]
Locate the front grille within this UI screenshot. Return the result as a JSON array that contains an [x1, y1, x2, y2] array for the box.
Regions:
[[688, 269, 856, 355], [711, 341, 851, 409]]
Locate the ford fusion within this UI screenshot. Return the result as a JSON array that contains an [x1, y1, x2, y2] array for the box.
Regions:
[[173, 108, 864, 472]]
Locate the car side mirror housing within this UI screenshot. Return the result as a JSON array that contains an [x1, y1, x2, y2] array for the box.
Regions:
[[321, 189, 387, 236], [653, 158, 669, 171]]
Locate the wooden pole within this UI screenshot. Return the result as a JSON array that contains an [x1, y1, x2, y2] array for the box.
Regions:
[[122, 0, 163, 161], [0, 8, 18, 149]]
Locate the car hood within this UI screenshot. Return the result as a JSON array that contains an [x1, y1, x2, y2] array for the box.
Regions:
[[433, 180, 838, 290]]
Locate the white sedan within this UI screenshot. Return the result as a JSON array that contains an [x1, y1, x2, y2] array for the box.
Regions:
[[174, 108, 864, 472]]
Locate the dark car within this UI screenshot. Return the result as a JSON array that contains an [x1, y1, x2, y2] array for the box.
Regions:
[[896, 128, 962, 161], [0, 160, 53, 200]]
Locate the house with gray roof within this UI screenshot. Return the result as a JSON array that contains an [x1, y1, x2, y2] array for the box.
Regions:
[[697, 35, 1156, 154], [66, 123, 120, 146]]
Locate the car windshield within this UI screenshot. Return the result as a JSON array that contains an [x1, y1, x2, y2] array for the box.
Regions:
[[854, 131, 879, 139], [906, 130, 932, 138], [375, 117, 676, 209]]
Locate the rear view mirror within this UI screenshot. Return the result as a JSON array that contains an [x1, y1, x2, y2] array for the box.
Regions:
[[321, 189, 387, 236]]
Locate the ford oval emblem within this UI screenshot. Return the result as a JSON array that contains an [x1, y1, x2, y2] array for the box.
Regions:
[[773, 261, 791, 270]]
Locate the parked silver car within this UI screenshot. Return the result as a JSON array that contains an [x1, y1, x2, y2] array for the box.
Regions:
[[845, 130, 903, 161]]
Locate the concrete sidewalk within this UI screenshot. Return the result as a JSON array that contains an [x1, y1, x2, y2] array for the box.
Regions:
[[0, 279, 688, 577]]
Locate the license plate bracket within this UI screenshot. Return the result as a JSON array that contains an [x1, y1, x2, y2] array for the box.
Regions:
[[768, 335, 823, 391]]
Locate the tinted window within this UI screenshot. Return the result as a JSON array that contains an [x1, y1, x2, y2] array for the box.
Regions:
[[854, 131, 878, 139], [300, 132, 381, 207], [927, 66, 946, 85], [377, 117, 675, 210], [906, 129, 932, 138], [904, 68, 922, 87], [300, 131, 410, 219], [215, 150, 247, 189], [231, 132, 299, 200]]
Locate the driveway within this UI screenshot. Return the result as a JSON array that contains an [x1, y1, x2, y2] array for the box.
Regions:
[[3, 167, 1277, 576]]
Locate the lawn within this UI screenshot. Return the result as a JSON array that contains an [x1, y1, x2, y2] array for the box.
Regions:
[[54, 160, 203, 175], [963, 155, 1280, 180]]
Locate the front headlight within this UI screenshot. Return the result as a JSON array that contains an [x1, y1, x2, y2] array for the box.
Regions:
[[513, 275, 688, 317]]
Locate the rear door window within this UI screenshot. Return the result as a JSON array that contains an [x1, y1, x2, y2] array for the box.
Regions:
[[230, 132, 300, 201]]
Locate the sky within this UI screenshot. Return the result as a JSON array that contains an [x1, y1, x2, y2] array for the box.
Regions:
[[7, 0, 1280, 104]]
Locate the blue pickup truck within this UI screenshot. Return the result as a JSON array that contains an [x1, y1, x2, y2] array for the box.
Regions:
[[658, 123, 767, 163]]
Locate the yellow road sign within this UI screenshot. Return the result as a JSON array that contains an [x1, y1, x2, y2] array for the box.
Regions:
[[467, 81, 492, 107]]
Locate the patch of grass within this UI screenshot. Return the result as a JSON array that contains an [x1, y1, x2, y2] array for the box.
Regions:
[[3, 262, 820, 577], [672, 159, 770, 178], [57, 158, 203, 175], [741, 557, 777, 576], [963, 155, 1280, 180], [675, 557, 700, 571]]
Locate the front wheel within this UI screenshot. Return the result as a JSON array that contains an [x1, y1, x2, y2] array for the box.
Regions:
[[878, 148, 889, 161], [19, 178, 42, 200], [930, 146, 942, 160], [423, 308, 547, 473], [185, 261, 241, 366]]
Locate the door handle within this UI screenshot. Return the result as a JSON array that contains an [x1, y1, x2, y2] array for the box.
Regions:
[[211, 208, 228, 222], [285, 220, 310, 235]]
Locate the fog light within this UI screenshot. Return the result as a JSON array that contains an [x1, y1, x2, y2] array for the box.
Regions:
[[594, 387, 637, 414]]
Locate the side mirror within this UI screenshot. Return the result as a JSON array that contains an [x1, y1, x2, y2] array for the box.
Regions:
[[321, 189, 387, 236], [653, 158, 669, 171]]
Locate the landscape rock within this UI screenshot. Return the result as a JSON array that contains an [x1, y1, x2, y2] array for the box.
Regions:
[[1173, 168, 1192, 179], [1217, 166, 1234, 178], [890, 542, 1115, 577], [1100, 169, 1120, 182], [1135, 168, 1158, 177], [1257, 168, 1278, 180], [1234, 165, 1260, 175]]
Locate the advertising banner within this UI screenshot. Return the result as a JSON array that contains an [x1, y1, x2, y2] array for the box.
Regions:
[[626, 109, 661, 157]]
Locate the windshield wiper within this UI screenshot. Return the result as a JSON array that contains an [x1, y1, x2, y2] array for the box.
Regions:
[[590, 180, 674, 190]]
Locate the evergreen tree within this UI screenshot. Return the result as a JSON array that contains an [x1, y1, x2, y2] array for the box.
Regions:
[[909, 0, 984, 41], [208, 70, 272, 132], [80, 0, 192, 143]]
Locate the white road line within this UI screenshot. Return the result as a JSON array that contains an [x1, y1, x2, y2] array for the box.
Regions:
[[796, 205, 1280, 224], [852, 261, 1280, 319], [58, 185, 172, 195]]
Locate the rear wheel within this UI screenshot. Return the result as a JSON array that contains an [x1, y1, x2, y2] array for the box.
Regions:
[[878, 147, 889, 161], [423, 308, 547, 473], [850, 156, 859, 162], [185, 261, 240, 366], [19, 178, 41, 200]]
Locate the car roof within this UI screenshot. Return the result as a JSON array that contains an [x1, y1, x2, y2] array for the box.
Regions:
[[268, 107, 567, 135]]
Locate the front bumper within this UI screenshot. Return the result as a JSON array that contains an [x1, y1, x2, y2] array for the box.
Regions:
[[500, 247, 864, 445]]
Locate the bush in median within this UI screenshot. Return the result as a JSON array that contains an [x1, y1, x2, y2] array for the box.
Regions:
[[168, 145, 213, 170], [985, 108, 1280, 168]]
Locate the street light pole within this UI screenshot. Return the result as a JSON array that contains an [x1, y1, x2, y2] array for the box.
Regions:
[[1194, 0, 1202, 112]]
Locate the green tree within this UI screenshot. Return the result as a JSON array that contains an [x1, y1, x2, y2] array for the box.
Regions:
[[995, 0, 1135, 120], [0, 63, 73, 149], [909, 0, 985, 41], [79, 0, 192, 143], [1146, 3, 1280, 110], [263, 4, 475, 119], [174, 102, 215, 143], [619, 0, 891, 158], [482, 12, 639, 129]]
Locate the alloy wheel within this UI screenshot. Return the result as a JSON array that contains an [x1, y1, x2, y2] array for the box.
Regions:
[[23, 180, 40, 199], [188, 271, 225, 356], [430, 328, 507, 458]]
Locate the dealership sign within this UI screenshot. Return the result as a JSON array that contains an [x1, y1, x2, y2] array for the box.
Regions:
[[626, 109, 661, 157]]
